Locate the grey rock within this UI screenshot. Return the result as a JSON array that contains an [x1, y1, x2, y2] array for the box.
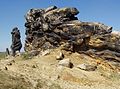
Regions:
[[11, 27, 22, 56], [29, 50, 40, 56], [6, 48, 10, 56], [77, 63, 97, 71]]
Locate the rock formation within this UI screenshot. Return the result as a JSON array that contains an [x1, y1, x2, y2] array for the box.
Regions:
[[6, 48, 10, 56], [11, 27, 22, 56], [24, 6, 120, 61]]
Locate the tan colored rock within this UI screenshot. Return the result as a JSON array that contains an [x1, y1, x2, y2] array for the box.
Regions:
[[58, 58, 73, 68], [77, 63, 97, 71], [41, 49, 50, 56], [56, 52, 64, 60]]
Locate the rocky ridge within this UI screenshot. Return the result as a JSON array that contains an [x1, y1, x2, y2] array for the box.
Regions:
[[24, 6, 120, 62], [1, 6, 120, 89]]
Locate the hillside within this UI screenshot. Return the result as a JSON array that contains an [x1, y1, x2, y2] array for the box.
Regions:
[[1, 6, 120, 89], [0, 48, 120, 89]]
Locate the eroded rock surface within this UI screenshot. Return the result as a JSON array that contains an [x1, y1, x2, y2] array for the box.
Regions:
[[11, 27, 22, 56], [24, 6, 120, 62]]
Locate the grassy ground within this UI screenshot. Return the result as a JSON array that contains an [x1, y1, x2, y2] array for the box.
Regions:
[[0, 52, 6, 60]]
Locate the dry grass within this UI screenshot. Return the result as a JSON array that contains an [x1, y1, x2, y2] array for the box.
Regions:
[[0, 52, 6, 60]]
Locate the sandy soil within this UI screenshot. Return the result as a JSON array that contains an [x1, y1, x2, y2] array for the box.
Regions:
[[0, 48, 120, 89]]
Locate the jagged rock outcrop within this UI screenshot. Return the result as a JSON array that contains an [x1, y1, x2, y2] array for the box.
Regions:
[[24, 6, 120, 61], [11, 27, 22, 56]]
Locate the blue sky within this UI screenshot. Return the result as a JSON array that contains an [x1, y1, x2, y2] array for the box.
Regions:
[[0, 0, 120, 51]]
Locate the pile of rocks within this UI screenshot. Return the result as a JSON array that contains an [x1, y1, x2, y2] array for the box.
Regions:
[[24, 6, 120, 61]]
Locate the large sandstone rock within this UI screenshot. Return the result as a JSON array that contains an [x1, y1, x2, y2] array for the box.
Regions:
[[24, 6, 120, 61]]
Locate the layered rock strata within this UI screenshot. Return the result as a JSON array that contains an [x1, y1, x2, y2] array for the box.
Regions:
[[11, 27, 22, 56], [24, 6, 120, 61]]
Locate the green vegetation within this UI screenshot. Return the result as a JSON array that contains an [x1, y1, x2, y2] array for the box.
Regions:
[[21, 52, 34, 60], [109, 72, 120, 81], [0, 71, 33, 89], [49, 83, 62, 89], [35, 79, 62, 89], [35, 79, 46, 89], [0, 52, 6, 60]]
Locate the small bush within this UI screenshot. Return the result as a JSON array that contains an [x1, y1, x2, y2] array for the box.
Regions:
[[0, 52, 6, 60], [21, 52, 33, 60]]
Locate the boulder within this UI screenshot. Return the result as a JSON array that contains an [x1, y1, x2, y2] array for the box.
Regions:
[[29, 50, 40, 56], [40, 49, 50, 56], [77, 63, 97, 71], [58, 58, 73, 68], [56, 52, 64, 60]]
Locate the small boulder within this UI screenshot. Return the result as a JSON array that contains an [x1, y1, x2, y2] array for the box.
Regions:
[[58, 58, 73, 68], [56, 52, 64, 60], [5, 66, 8, 70], [29, 50, 40, 56], [16, 51, 21, 56], [77, 63, 97, 71], [41, 49, 50, 56]]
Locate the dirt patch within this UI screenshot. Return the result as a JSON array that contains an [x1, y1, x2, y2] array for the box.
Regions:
[[0, 48, 120, 89]]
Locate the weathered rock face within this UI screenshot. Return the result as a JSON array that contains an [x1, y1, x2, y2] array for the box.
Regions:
[[11, 27, 22, 56], [24, 6, 120, 61]]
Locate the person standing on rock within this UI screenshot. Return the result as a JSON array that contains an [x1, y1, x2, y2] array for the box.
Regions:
[[11, 27, 22, 56]]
